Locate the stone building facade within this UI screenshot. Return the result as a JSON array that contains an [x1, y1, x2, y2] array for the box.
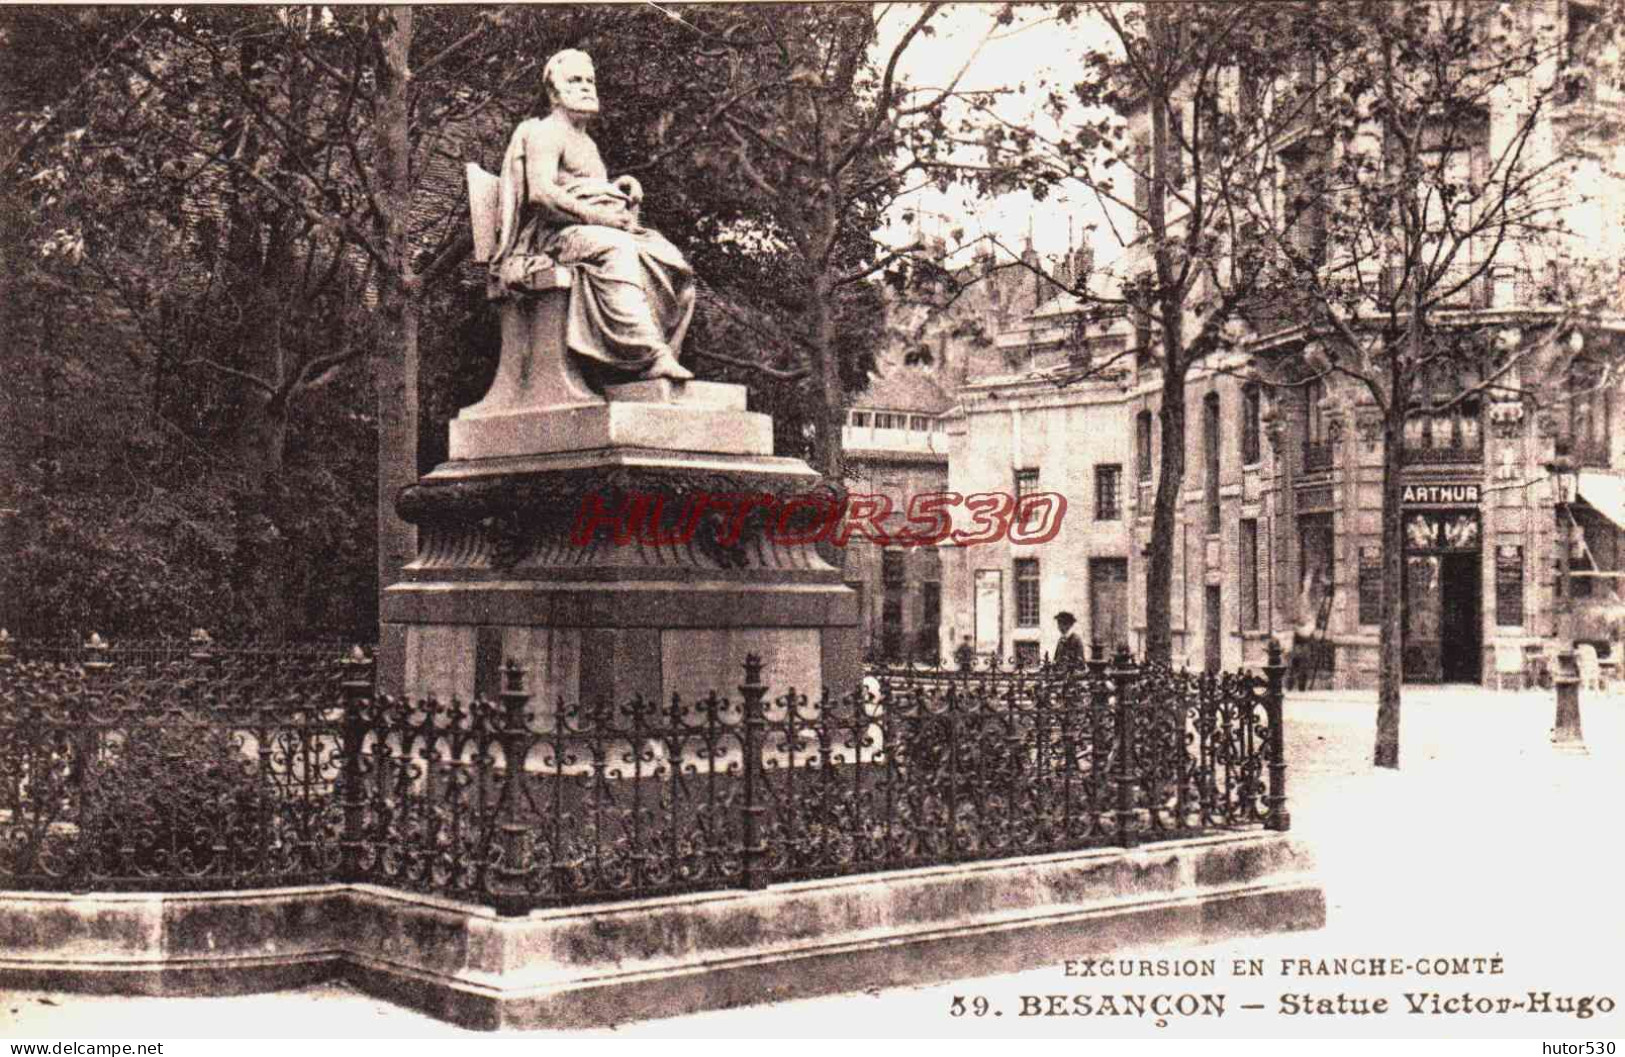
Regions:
[[841, 368, 952, 662], [938, 1, 1625, 685], [940, 301, 1136, 666], [944, 310, 1624, 686]]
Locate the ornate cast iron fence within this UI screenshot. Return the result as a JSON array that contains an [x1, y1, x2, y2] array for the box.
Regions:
[[0, 651, 347, 890], [0, 636, 1290, 914], [343, 643, 1290, 915]]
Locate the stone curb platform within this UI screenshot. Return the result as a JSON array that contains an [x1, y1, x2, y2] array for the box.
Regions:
[[0, 833, 1324, 1030]]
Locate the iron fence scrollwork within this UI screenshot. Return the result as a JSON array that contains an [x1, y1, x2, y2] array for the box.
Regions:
[[0, 633, 1289, 915]]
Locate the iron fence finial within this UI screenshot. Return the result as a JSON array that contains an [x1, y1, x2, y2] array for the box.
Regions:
[[741, 653, 764, 688], [502, 657, 527, 695]]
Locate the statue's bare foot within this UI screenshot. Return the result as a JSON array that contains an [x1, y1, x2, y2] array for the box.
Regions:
[[643, 352, 694, 382]]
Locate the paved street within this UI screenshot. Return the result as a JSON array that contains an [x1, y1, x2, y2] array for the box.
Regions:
[[5, 684, 1623, 1039]]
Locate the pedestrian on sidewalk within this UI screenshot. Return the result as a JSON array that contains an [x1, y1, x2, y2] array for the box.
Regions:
[[1054, 611, 1086, 670]]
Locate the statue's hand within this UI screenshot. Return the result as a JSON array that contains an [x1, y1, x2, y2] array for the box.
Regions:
[[613, 175, 644, 207]]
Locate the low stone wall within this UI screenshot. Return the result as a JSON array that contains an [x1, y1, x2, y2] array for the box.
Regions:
[[0, 832, 1324, 1030]]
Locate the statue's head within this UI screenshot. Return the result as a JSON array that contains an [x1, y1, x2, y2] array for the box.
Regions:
[[543, 50, 598, 116]]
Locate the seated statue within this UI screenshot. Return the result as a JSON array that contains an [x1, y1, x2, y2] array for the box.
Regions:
[[488, 48, 695, 383]]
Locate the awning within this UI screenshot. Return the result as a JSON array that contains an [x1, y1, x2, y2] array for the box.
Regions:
[[1577, 470, 1625, 530]]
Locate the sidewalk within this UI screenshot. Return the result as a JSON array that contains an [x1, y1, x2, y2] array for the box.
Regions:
[[4, 684, 1622, 1038]]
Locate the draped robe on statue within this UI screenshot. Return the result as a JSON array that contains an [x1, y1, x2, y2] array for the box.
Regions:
[[489, 117, 696, 375]]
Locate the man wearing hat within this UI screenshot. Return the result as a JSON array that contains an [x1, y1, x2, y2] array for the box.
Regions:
[[1054, 611, 1086, 670]]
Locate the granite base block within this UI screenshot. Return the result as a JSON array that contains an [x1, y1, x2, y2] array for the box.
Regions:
[[0, 832, 1325, 1030], [449, 399, 773, 460]]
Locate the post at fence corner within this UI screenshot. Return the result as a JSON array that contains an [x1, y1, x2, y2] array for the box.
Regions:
[[83, 632, 112, 679], [338, 646, 374, 883], [489, 659, 537, 916], [1264, 637, 1291, 831], [188, 627, 215, 666], [1111, 644, 1139, 849], [738, 653, 768, 891]]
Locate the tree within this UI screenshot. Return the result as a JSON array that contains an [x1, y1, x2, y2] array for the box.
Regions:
[[955, 0, 1620, 770], [961, 1, 1349, 664], [3, 4, 1005, 633], [1229, 0, 1624, 767], [4, 6, 628, 615], [630, 3, 1012, 480]]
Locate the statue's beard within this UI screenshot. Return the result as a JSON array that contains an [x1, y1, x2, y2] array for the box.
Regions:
[[555, 96, 599, 118]]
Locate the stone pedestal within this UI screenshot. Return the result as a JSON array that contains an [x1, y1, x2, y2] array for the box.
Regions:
[[451, 376, 774, 460], [383, 432, 858, 711], [403, 163, 857, 712]]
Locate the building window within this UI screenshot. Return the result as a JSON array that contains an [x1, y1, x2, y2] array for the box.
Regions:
[[873, 412, 902, 430], [882, 549, 905, 589], [921, 580, 941, 627], [1303, 378, 1332, 474], [1299, 514, 1335, 634], [1204, 392, 1221, 534], [1404, 360, 1485, 465], [1305, 378, 1326, 442], [1095, 464, 1122, 521], [1242, 384, 1262, 465], [1570, 355, 1613, 467], [1239, 65, 1264, 117], [882, 597, 903, 662], [918, 581, 942, 662], [1240, 519, 1260, 630], [1015, 467, 1042, 532], [1133, 298, 1154, 367], [1570, 510, 1611, 601], [1167, 104, 1186, 186], [909, 415, 932, 432], [1358, 546, 1382, 626], [1015, 558, 1040, 627], [1495, 545, 1524, 627], [850, 411, 870, 427], [1565, 1, 1602, 102], [1137, 410, 1154, 481], [1281, 147, 1327, 267], [1133, 133, 1151, 217]]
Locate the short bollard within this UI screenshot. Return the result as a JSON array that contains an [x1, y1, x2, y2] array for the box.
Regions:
[[82, 632, 112, 678], [188, 627, 215, 665]]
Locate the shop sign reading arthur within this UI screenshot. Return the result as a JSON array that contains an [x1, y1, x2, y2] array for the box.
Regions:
[[1402, 483, 1480, 505]]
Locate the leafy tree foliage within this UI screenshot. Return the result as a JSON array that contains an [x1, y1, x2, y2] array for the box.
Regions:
[[974, 0, 1622, 766], [2, 5, 971, 636]]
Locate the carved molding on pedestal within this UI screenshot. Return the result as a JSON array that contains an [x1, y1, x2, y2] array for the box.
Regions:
[[398, 458, 846, 577]]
